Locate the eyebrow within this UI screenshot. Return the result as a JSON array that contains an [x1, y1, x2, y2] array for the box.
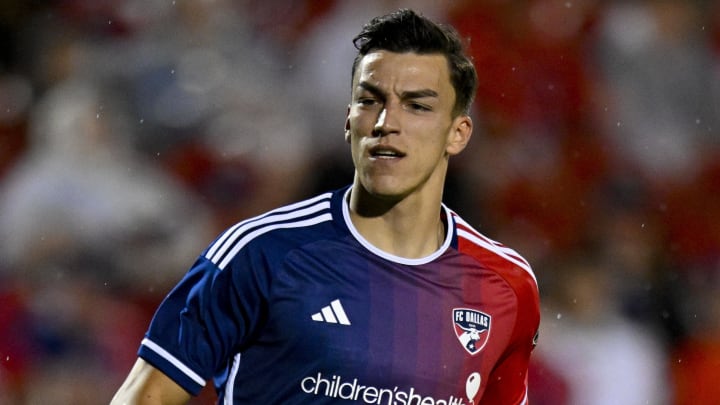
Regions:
[[357, 81, 439, 100]]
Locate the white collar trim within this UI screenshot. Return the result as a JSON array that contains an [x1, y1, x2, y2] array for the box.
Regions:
[[341, 187, 452, 265]]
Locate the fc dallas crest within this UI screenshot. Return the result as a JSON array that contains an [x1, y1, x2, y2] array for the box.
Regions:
[[453, 308, 491, 355]]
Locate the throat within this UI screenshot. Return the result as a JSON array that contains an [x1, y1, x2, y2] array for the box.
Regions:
[[392, 217, 446, 258], [346, 185, 448, 259], [350, 209, 447, 259]]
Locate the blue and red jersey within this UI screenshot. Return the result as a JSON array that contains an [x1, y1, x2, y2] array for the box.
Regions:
[[138, 186, 540, 404]]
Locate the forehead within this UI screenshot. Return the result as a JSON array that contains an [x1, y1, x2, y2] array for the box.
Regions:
[[353, 51, 453, 95]]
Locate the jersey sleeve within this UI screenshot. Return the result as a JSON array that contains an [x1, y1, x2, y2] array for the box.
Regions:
[[480, 260, 540, 405], [453, 212, 541, 404], [138, 248, 270, 395]]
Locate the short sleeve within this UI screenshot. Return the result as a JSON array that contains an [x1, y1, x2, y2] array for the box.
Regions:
[[138, 251, 270, 395]]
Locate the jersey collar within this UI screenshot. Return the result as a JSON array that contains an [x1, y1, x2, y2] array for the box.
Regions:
[[340, 187, 454, 265]]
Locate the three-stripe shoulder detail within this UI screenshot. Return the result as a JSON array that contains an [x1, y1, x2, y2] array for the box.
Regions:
[[205, 193, 334, 270], [453, 213, 537, 286]]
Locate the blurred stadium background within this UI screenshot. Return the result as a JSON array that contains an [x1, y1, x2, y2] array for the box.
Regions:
[[0, 1, 718, 404]]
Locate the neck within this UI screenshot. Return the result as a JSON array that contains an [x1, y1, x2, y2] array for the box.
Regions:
[[347, 185, 446, 259]]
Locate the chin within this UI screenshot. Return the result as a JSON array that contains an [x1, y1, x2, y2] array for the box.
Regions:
[[359, 178, 410, 201]]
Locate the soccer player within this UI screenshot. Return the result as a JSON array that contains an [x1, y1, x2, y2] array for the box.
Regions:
[[111, 9, 540, 405]]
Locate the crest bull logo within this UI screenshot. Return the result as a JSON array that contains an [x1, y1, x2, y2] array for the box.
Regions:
[[453, 308, 491, 355]]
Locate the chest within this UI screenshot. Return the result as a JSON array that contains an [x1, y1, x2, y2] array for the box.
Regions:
[[251, 240, 517, 399]]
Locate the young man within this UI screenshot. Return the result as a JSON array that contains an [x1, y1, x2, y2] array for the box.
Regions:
[[111, 9, 540, 405]]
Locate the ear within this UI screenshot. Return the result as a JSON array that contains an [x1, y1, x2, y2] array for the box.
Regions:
[[445, 114, 472, 156], [344, 105, 351, 143]]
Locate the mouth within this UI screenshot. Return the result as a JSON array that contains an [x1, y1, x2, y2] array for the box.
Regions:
[[369, 145, 405, 159]]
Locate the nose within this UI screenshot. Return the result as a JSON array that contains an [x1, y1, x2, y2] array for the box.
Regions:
[[372, 109, 386, 137], [372, 106, 398, 137]]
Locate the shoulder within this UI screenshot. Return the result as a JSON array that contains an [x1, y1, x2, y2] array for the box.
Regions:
[[450, 211, 540, 348], [452, 212, 536, 282], [202, 190, 342, 271], [451, 211, 539, 308]]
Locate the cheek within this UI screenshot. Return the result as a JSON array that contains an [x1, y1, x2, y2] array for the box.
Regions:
[[349, 136, 363, 163], [417, 125, 452, 154]]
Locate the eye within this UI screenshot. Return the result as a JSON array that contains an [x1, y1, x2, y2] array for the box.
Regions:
[[407, 102, 431, 112], [356, 97, 383, 110]]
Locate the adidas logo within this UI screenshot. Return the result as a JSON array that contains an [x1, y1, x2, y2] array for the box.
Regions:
[[311, 299, 351, 326]]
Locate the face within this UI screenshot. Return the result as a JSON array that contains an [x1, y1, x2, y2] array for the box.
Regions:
[[345, 51, 472, 201]]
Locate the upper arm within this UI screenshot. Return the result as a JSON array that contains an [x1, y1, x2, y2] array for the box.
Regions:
[[111, 358, 192, 405], [480, 343, 533, 405], [482, 262, 540, 404]]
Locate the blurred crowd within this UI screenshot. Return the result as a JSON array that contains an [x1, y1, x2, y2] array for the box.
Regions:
[[0, 0, 718, 404]]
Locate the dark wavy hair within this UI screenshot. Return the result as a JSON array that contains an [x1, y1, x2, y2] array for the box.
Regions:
[[351, 9, 477, 116]]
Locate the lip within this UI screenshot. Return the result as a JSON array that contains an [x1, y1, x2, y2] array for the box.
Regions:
[[368, 144, 406, 159]]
